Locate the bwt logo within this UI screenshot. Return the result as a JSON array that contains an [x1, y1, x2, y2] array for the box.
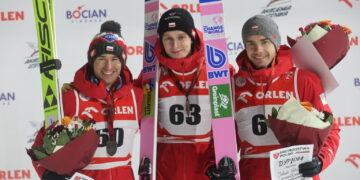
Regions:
[[144, 42, 155, 63], [207, 45, 229, 79], [66, 5, 107, 23], [0, 92, 15, 106], [206, 45, 226, 68], [345, 154, 360, 168]]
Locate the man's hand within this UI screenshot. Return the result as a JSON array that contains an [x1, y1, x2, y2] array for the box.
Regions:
[[299, 156, 323, 177], [61, 83, 74, 93], [206, 156, 236, 180]]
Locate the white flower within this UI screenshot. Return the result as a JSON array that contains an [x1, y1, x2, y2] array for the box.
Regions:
[[276, 97, 331, 129]]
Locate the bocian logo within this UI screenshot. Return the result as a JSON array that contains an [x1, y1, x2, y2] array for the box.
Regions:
[[66, 5, 107, 23]]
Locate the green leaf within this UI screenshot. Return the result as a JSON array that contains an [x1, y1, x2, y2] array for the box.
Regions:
[[33, 148, 48, 160], [56, 131, 71, 145], [265, 118, 270, 127], [43, 134, 55, 154], [271, 107, 278, 118], [325, 114, 334, 125]]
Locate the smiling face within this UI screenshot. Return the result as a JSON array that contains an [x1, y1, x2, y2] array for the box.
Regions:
[[245, 34, 277, 69], [93, 54, 122, 88], [161, 30, 193, 59]]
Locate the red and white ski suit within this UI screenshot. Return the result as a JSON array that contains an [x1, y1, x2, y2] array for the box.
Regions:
[[32, 65, 142, 180], [155, 30, 215, 180], [233, 46, 340, 180]]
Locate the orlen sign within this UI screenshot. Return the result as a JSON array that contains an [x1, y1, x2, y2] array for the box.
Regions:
[[0, 11, 24, 21], [0, 169, 31, 179], [160, 3, 200, 13], [127, 45, 143, 56]]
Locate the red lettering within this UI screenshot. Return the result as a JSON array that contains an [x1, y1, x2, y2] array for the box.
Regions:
[[1, 12, 7, 21], [8, 11, 15, 21], [22, 170, 31, 178], [172, 4, 180, 8], [335, 116, 360, 126], [14, 170, 21, 179], [0, 171, 6, 179], [127, 46, 135, 55], [8, 170, 14, 179], [16, 11, 24, 20], [349, 36, 358, 46], [0, 11, 24, 21], [189, 4, 200, 13], [136, 46, 143, 55], [181, 4, 189, 11], [345, 116, 351, 126], [0, 169, 31, 179], [353, 116, 360, 126]]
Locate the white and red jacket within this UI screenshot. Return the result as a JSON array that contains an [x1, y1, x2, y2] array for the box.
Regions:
[[233, 46, 340, 180], [154, 30, 215, 180], [32, 64, 142, 180]]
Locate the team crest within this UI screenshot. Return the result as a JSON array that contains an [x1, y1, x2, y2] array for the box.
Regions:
[[235, 76, 246, 87]]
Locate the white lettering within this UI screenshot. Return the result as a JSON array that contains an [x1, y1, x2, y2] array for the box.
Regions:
[[114, 106, 134, 115], [255, 91, 293, 99]]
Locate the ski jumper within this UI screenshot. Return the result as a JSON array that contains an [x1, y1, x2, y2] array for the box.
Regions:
[[155, 30, 215, 180], [233, 46, 340, 180], [32, 64, 142, 180]]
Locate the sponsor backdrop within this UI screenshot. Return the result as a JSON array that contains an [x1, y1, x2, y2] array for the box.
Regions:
[[0, 0, 359, 179]]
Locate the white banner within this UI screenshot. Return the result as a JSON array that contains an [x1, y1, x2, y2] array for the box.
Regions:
[[0, 0, 359, 179]]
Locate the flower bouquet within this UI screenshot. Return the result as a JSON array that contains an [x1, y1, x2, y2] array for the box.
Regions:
[[27, 116, 99, 176], [287, 20, 351, 69], [267, 97, 333, 155]]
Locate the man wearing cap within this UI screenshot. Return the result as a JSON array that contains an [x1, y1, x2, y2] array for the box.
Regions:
[[32, 20, 143, 180], [153, 8, 235, 180], [233, 15, 340, 180]]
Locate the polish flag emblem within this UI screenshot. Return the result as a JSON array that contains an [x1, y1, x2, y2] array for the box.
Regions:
[[106, 46, 114, 52], [168, 22, 176, 28], [251, 25, 259, 31]]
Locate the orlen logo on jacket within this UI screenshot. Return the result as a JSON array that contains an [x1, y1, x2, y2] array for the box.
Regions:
[[66, 5, 107, 23], [261, 0, 293, 18], [0, 92, 15, 106], [0, 11, 24, 21], [160, 3, 200, 13]]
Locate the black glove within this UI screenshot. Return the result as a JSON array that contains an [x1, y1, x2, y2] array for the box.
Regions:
[[299, 156, 323, 177], [42, 170, 69, 180], [206, 156, 236, 180]]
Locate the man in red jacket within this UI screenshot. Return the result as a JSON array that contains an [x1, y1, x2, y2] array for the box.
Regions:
[[32, 20, 142, 180], [233, 15, 340, 180]]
